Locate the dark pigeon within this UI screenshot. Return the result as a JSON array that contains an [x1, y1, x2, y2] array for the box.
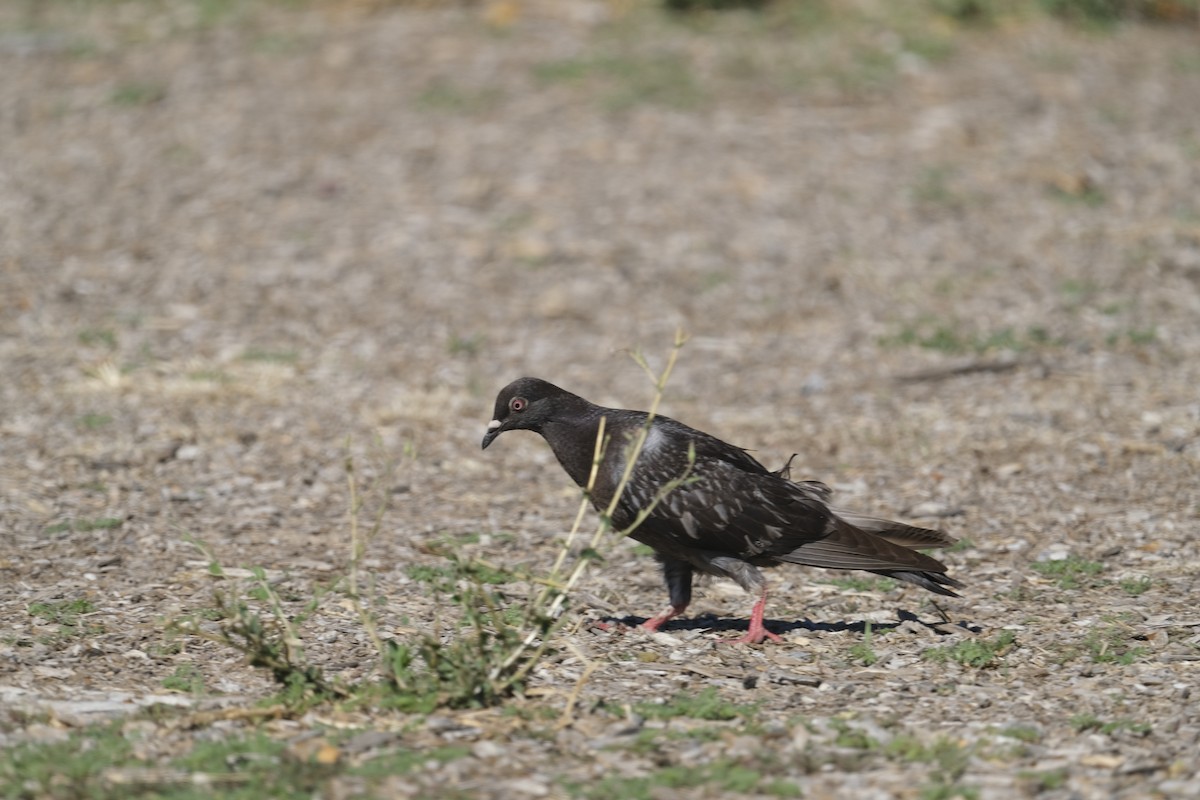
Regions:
[[481, 377, 963, 644]]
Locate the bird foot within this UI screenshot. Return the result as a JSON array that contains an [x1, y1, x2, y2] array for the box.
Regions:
[[640, 604, 688, 633]]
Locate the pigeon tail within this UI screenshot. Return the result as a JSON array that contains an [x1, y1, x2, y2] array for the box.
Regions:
[[872, 569, 963, 598]]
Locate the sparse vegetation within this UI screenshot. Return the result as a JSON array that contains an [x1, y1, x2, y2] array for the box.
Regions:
[[179, 335, 694, 712], [922, 630, 1016, 668], [997, 725, 1042, 744], [1030, 557, 1105, 589], [575, 759, 801, 800], [849, 622, 879, 666], [1071, 714, 1151, 735], [240, 348, 299, 364], [0, 723, 471, 799], [111, 81, 167, 106], [881, 321, 1057, 354], [2, 1, 1197, 797], [635, 686, 756, 722], [1083, 621, 1148, 665], [44, 517, 123, 534], [1120, 576, 1152, 596], [28, 598, 103, 641], [78, 327, 117, 348], [162, 664, 207, 694], [824, 575, 900, 593], [78, 413, 114, 430]]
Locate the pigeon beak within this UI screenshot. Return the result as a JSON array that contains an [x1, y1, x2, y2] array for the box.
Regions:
[[481, 419, 502, 450]]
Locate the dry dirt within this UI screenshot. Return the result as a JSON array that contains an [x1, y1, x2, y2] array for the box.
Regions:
[[2, 2, 1199, 798]]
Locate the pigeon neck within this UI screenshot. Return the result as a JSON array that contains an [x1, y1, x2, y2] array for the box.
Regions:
[[540, 406, 612, 489]]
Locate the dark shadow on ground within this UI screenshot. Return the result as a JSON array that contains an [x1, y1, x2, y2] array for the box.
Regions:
[[599, 608, 982, 637]]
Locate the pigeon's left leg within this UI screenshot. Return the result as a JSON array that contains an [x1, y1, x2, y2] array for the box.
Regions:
[[642, 556, 693, 632], [707, 556, 783, 644]]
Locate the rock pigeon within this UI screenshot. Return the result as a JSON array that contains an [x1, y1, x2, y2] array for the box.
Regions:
[[481, 377, 962, 644]]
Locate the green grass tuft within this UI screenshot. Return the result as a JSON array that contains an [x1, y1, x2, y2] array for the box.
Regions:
[[1030, 557, 1104, 589], [1119, 576, 1152, 596], [922, 630, 1016, 668], [635, 687, 756, 722], [849, 622, 879, 666]]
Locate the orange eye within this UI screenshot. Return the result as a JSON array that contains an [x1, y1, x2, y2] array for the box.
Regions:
[[509, 397, 527, 412]]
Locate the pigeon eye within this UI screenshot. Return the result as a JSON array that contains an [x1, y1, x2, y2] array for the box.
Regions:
[[509, 397, 527, 413]]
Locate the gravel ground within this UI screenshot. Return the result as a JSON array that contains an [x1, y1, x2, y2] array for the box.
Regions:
[[2, 2, 1199, 798]]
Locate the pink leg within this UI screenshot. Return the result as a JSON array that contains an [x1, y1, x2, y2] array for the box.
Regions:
[[724, 590, 783, 644], [641, 604, 688, 632]]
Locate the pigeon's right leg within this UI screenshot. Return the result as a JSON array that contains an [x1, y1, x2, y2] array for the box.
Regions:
[[642, 556, 693, 632], [706, 556, 784, 644]]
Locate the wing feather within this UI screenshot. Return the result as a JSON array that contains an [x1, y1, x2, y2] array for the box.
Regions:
[[608, 418, 957, 581]]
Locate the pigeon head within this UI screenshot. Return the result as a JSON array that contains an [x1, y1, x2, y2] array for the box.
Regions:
[[481, 377, 583, 450]]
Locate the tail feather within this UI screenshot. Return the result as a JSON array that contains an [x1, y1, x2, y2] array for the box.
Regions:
[[873, 569, 963, 598], [831, 508, 957, 550], [776, 518, 963, 598]]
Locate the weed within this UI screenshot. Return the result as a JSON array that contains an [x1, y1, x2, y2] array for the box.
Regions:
[[1125, 328, 1158, 346], [1119, 576, 1152, 596], [162, 664, 207, 694], [240, 348, 299, 364], [824, 575, 898, 593], [932, 0, 1005, 24], [997, 725, 1041, 743], [0, 723, 132, 799], [1083, 623, 1147, 665], [448, 333, 485, 357], [627, 725, 725, 756], [1030, 556, 1104, 589], [79, 413, 114, 430], [351, 744, 470, 780], [880, 734, 976, 799], [417, 80, 502, 113], [1020, 768, 1068, 791], [27, 599, 104, 649], [1049, 181, 1107, 206], [174, 545, 338, 710], [111, 82, 167, 106], [881, 321, 1058, 355], [574, 759, 800, 799], [922, 783, 980, 800], [188, 369, 232, 383], [45, 517, 123, 534], [913, 166, 961, 209], [185, 334, 694, 714], [832, 718, 877, 749], [29, 598, 96, 626], [921, 630, 1016, 668], [849, 622, 879, 666], [79, 327, 117, 348], [0, 722, 474, 798], [636, 687, 755, 722], [1071, 714, 1151, 735], [1037, 0, 1161, 25], [534, 52, 704, 111]]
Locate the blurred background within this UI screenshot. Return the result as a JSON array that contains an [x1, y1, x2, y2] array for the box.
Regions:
[[1, 0, 1199, 792]]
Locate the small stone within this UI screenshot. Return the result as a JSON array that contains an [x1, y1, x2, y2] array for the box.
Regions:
[[175, 445, 201, 461], [472, 740, 505, 759], [506, 777, 549, 796], [905, 501, 961, 518]]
